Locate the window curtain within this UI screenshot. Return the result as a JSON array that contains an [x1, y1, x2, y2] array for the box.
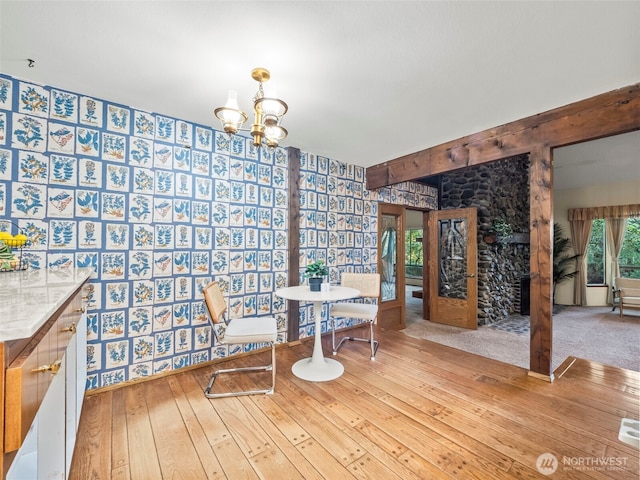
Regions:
[[568, 204, 640, 221], [605, 218, 628, 304], [569, 219, 593, 306], [568, 204, 639, 305]]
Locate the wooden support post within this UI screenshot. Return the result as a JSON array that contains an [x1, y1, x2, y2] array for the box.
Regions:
[[286, 147, 301, 342], [528, 146, 554, 381]]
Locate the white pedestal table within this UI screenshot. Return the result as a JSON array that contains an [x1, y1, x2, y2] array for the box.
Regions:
[[275, 285, 360, 381]]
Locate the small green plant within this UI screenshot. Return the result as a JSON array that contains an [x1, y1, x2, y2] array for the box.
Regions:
[[304, 259, 329, 278], [490, 219, 514, 246], [491, 219, 514, 238]]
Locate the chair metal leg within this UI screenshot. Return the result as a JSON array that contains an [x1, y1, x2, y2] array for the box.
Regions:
[[369, 320, 377, 360], [331, 317, 338, 355], [331, 320, 378, 360], [205, 343, 276, 399]]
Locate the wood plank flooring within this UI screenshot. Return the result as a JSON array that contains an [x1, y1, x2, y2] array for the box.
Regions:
[[69, 326, 639, 479]]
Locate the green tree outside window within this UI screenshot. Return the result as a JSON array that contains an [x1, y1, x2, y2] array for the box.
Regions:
[[620, 217, 640, 279], [587, 219, 605, 284], [405, 229, 423, 277], [586, 217, 640, 283]]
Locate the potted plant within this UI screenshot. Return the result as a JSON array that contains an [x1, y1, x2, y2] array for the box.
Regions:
[[484, 218, 514, 245], [553, 223, 580, 305], [304, 260, 329, 291]]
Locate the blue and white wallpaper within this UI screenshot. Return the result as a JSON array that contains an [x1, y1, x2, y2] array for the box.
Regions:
[[296, 153, 438, 335], [0, 72, 437, 390]]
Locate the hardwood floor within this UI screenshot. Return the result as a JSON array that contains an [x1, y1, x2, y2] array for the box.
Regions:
[[70, 326, 639, 479]]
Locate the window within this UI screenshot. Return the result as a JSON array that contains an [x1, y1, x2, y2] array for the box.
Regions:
[[586, 219, 605, 285], [620, 217, 640, 279], [405, 229, 423, 277], [586, 217, 640, 284]]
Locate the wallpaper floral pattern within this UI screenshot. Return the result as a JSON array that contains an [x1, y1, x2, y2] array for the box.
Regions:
[[0, 72, 437, 390]]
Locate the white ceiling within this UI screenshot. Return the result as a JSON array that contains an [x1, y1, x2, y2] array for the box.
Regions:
[[1, 1, 639, 188], [553, 131, 640, 191]]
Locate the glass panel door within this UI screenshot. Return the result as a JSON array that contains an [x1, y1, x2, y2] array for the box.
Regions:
[[378, 204, 406, 330], [438, 218, 468, 299], [381, 214, 398, 302], [428, 208, 477, 330]]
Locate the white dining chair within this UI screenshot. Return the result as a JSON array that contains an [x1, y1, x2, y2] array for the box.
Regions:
[[330, 272, 381, 360], [202, 281, 278, 398]]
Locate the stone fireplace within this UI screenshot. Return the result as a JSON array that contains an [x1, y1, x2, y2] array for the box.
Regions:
[[439, 155, 530, 325]]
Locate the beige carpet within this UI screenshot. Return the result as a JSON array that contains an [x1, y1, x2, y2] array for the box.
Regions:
[[402, 303, 640, 372]]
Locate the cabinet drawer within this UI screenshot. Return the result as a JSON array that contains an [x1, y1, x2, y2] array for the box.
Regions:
[[4, 321, 59, 452]]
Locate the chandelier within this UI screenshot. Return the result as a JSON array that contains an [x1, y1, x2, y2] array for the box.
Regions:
[[214, 68, 288, 149]]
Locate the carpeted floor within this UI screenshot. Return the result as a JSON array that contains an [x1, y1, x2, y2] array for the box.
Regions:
[[402, 287, 640, 372]]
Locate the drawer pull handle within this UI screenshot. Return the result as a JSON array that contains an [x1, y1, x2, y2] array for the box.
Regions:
[[62, 322, 77, 334], [33, 360, 62, 375], [74, 306, 86, 313]]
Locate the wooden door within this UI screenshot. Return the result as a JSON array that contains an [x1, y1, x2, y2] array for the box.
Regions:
[[378, 204, 405, 330], [428, 208, 478, 329], [422, 210, 430, 321]]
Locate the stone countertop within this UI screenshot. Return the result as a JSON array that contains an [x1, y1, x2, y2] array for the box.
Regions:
[[0, 268, 92, 342]]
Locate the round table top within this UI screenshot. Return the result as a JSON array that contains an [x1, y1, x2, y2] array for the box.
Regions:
[[275, 285, 360, 302]]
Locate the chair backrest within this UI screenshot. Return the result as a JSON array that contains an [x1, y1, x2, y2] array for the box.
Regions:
[[616, 277, 640, 290], [202, 281, 227, 324], [341, 273, 380, 298]]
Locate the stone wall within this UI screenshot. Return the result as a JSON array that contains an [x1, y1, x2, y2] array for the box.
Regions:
[[440, 155, 530, 324]]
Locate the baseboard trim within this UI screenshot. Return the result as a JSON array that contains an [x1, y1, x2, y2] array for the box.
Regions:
[[528, 370, 555, 383], [553, 356, 578, 379]]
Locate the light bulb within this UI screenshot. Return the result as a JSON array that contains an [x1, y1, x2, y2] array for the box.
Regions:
[[214, 90, 247, 134], [255, 89, 287, 123], [265, 124, 287, 141], [225, 90, 240, 110]]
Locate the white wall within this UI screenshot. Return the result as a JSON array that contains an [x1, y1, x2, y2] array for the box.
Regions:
[[553, 179, 640, 305], [405, 209, 423, 229]]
